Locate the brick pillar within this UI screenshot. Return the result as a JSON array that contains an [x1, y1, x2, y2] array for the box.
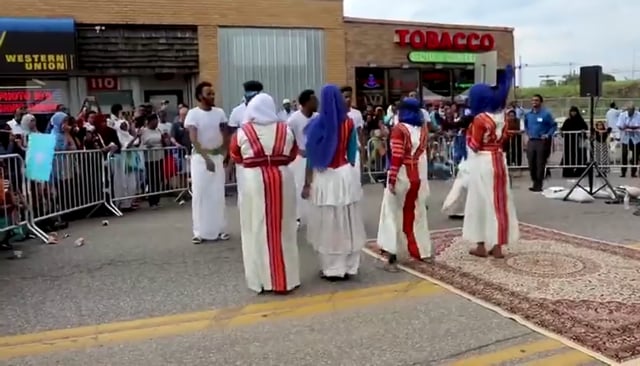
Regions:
[[197, 25, 218, 85]]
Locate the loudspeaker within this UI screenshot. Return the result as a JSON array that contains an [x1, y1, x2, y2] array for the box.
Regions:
[[579, 65, 603, 97]]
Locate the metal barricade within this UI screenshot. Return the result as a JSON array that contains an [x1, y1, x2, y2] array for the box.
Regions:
[[504, 130, 639, 176], [27, 150, 105, 240], [0, 154, 47, 242], [363, 132, 456, 183], [105, 146, 190, 216]]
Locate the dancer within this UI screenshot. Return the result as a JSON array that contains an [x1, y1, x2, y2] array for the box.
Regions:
[[442, 114, 474, 219], [185, 81, 230, 244], [286, 89, 318, 227], [304, 84, 366, 281], [376, 97, 431, 270], [229, 93, 300, 294], [463, 66, 520, 258]]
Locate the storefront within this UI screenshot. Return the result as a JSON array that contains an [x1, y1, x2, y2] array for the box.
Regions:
[[0, 17, 76, 127], [344, 17, 515, 109], [3, 0, 346, 115]]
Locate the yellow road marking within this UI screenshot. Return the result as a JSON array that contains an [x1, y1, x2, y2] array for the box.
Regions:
[[449, 338, 565, 366], [0, 280, 442, 360], [522, 349, 594, 365]]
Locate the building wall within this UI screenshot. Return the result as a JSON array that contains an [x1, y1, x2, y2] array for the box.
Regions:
[[217, 28, 326, 113], [2, 0, 346, 105], [344, 19, 515, 91]]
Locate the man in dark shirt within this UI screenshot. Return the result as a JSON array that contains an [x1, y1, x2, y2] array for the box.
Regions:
[[170, 106, 191, 152]]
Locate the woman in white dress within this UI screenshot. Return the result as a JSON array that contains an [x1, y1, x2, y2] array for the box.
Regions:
[[229, 93, 300, 294], [303, 84, 366, 281], [463, 65, 520, 258], [376, 97, 431, 270]]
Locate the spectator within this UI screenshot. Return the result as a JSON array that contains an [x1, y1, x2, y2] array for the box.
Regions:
[[524, 94, 555, 192], [615, 103, 640, 178], [108, 104, 124, 130], [170, 106, 191, 151], [157, 110, 172, 137], [606, 102, 620, 140], [114, 120, 142, 211], [592, 120, 611, 177], [503, 109, 523, 167], [7, 107, 27, 136], [139, 114, 164, 208], [560, 106, 588, 178]]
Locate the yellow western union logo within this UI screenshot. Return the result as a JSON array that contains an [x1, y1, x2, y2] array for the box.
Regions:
[[4, 54, 69, 71], [0, 32, 6, 49]]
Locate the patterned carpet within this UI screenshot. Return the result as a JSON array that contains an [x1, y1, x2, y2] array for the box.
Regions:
[[364, 223, 640, 364]]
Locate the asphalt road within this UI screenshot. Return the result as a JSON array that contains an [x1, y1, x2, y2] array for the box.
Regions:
[[0, 173, 637, 366]]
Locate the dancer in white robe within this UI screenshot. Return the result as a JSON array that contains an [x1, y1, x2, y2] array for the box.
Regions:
[[377, 97, 431, 269], [286, 89, 318, 227], [442, 115, 474, 219], [463, 66, 520, 258], [229, 93, 300, 294], [304, 84, 366, 281], [185, 81, 230, 244]]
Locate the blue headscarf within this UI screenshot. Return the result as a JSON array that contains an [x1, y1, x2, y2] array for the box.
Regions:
[[397, 97, 424, 127], [468, 65, 514, 116], [48, 112, 67, 150], [304, 84, 347, 169]]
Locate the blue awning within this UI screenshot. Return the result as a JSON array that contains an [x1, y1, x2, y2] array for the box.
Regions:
[[0, 18, 75, 33]]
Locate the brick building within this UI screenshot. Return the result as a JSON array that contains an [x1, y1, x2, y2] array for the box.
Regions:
[[0, 0, 345, 115], [344, 17, 515, 109], [0, 1, 514, 117]]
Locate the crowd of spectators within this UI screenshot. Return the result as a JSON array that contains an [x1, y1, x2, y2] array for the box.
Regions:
[[0, 101, 192, 249]]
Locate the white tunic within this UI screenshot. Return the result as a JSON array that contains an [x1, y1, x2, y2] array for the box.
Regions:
[[377, 123, 432, 260], [184, 106, 228, 240], [306, 119, 366, 277], [231, 122, 300, 293], [462, 112, 520, 246], [286, 110, 316, 221]]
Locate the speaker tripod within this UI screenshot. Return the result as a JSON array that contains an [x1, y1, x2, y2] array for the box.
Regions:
[[563, 95, 616, 200]]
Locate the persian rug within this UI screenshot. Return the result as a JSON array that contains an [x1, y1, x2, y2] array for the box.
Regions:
[[364, 223, 640, 365]]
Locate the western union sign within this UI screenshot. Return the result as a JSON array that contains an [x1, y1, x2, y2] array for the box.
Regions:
[[4, 54, 71, 71], [0, 18, 76, 75]]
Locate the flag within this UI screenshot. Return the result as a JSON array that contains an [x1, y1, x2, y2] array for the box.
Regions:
[[25, 133, 56, 182]]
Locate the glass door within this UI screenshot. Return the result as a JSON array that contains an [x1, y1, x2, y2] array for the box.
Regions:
[[388, 69, 419, 105]]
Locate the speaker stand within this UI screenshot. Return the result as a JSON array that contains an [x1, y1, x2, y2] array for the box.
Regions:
[[563, 95, 616, 200]]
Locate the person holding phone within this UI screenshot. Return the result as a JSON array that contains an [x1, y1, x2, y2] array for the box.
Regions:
[[616, 103, 640, 177]]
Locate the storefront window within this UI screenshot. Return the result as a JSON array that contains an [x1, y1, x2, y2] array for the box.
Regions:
[[421, 70, 451, 102], [452, 69, 474, 102], [354, 67, 385, 109], [388, 69, 419, 105]]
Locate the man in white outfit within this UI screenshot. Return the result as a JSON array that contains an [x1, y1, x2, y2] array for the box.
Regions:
[[286, 89, 318, 228], [185, 81, 230, 244]]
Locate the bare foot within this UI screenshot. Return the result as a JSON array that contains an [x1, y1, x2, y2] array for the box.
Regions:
[[488, 245, 505, 259], [469, 244, 488, 258]]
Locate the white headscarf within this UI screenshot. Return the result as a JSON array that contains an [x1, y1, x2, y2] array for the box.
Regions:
[[20, 114, 36, 135], [116, 120, 134, 148], [244, 93, 280, 125]]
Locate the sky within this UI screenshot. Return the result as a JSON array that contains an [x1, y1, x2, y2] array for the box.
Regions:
[[344, 0, 638, 87]]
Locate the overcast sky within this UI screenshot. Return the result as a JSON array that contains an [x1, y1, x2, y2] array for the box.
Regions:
[[344, 0, 637, 87]]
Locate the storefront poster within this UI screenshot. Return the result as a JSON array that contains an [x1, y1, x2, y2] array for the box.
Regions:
[[0, 89, 65, 114], [0, 18, 75, 75]]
